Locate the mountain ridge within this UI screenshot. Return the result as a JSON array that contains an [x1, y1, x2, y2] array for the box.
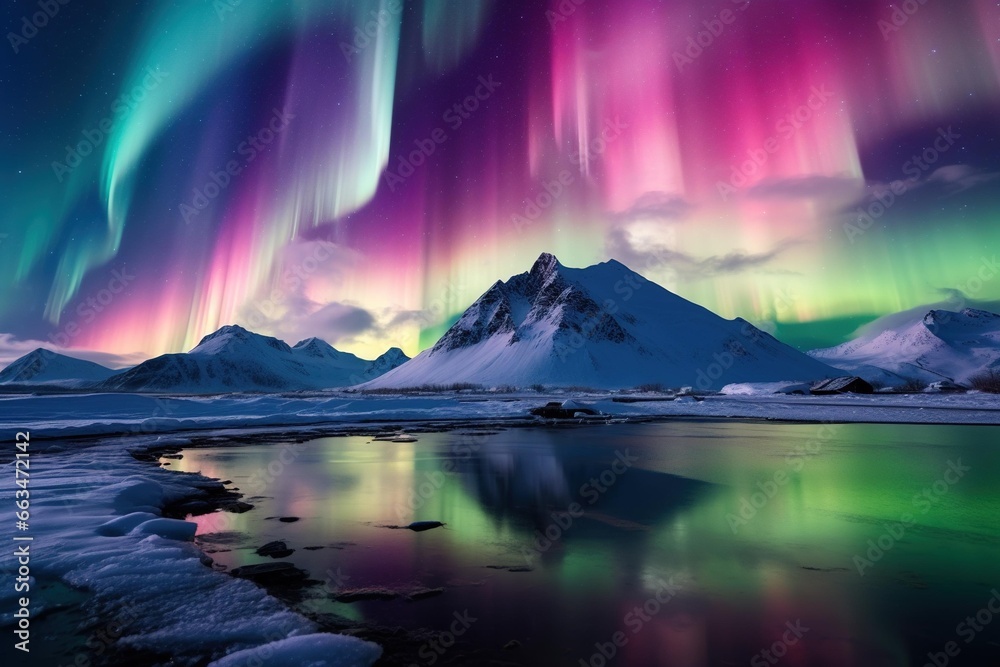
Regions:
[[809, 307, 1000, 386], [363, 253, 838, 390]]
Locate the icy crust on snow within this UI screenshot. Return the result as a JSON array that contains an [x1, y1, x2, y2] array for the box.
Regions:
[[0, 441, 380, 665], [208, 634, 382, 667]]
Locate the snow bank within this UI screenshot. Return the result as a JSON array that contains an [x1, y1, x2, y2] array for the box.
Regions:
[[720, 381, 811, 396], [208, 633, 382, 667], [0, 438, 380, 665]]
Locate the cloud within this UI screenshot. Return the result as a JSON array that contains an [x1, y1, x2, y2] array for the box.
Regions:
[[606, 226, 800, 279], [738, 166, 999, 219], [242, 297, 380, 348], [385, 309, 436, 329], [278, 238, 362, 287], [305, 302, 377, 337], [747, 175, 865, 203], [610, 191, 692, 224], [926, 164, 1000, 193], [850, 164, 1000, 213]]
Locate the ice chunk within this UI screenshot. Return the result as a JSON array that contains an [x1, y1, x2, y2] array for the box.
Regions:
[[130, 518, 198, 541], [96, 512, 160, 536], [208, 633, 382, 667], [112, 478, 165, 513]]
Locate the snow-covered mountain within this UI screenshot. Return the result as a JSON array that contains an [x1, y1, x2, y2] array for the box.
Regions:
[[359, 347, 410, 381], [92, 325, 404, 393], [809, 308, 1000, 386], [0, 348, 120, 387], [362, 253, 838, 390]]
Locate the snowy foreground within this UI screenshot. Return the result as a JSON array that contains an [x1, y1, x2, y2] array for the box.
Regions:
[[1, 389, 998, 441], [0, 431, 382, 665]]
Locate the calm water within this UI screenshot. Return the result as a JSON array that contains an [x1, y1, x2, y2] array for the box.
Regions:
[[172, 422, 1000, 666]]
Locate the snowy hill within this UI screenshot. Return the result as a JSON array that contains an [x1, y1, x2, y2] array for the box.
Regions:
[[362, 253, 837, 390], [809, 308, 1000, 386], [93, 325, 402, 393], [0, 348, 120, 387]]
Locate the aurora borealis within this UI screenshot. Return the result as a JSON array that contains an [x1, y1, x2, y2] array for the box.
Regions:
[[2, 0, 999, 365]]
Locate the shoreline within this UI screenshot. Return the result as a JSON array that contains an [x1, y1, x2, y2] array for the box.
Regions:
[[2, 391, 999, 445]]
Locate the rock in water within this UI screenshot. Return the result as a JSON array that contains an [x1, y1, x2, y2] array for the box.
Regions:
[[406, 521, 445, 532], [256, 540, 294, 558], [230, 562, 309, 584]]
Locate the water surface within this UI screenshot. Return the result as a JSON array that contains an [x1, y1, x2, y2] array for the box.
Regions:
[[172, 421, 1000, 666]]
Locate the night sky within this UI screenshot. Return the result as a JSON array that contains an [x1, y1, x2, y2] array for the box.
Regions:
[[2, 0, 999, 366]]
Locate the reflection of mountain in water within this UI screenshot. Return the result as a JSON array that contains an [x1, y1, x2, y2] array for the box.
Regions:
[[448, 428, 711, 539]]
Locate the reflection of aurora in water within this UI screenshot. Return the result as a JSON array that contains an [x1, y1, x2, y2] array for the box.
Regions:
[[171, 421, 1000, 666]]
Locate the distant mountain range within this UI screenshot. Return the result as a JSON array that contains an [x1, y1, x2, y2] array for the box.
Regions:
[[361, 253, 838, 390], [5, 255, 998, 394], [809, 308, 1000, 387], [0, 326, 408, 393]]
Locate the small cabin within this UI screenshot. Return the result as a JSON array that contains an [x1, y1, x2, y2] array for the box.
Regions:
[[810, 376, 874, 395]]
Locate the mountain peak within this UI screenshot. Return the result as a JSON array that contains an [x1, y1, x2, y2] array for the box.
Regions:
[[292, 337, 336, 356], [530, 252, 562, 277], [366, 253, 836, 389], [196, 324, 252, 345], [0, 348, 117, 385], [192, 325, 292, 355], [358, 346, 411, 381], [923, 308, 1000, 333]]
